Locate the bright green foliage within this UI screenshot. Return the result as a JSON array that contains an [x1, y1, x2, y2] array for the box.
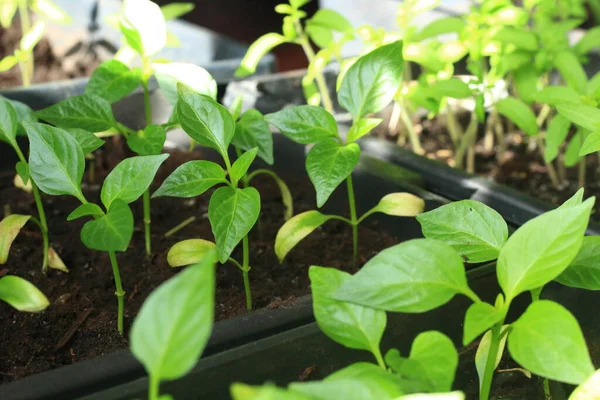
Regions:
[[166, 239, 216, 268], [556, 236, 600, 290], [495, 97, 538, 136], [265, 105, 338, 144], [64, 128, 105, 155], [127, 125, 167, 156], [233, 110, 274, 165], [85, 60, 142, 103], [81, 200, 134, 252], [67, 203, 104, 221], [0, 275, 49, 312], [275, 211, 333, 262], [230, 148, 258, 184], [36, 95, 117, 132], [462, 302, 502, 345], [154, 161, 227, 198]]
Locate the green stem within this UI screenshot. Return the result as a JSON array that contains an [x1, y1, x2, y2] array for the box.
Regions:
[[372, 346, 386, 369], [142, 77, 153, 255], [479, 323, 502, 400], [455, 112, 478, 169], [399, 99, 424, 154], [242, 235, 252, 310], [164, 216, 196, 238], [18, 0, 32, 86], [346, 175, 358, 262], [108, 250, 125, 335], [148, 374, 160, 400], [446, 103, 464, 149], [579, 134, 586, 189]]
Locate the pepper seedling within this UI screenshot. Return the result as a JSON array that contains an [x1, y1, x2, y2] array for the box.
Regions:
[[0, 275, 49, 313], [265, 41, 424, 263], [23, 121, 168, 334], [332, 190, 597, 400]]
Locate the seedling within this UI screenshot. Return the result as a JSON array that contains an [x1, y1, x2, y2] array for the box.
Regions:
[[332, 190, 597, 399], [266, 41, 424, 262], [24, 121, 168, 333], [0, 0, 71, 86], [0, 275, 49, 312]]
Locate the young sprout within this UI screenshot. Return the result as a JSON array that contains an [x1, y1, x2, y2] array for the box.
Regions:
[[0, 0, 71, 86], [0, 275, 49, 313], [23, 121, 168, 334], [266, 41, 424, 263]]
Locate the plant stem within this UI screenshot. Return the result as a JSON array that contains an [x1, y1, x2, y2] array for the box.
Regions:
[[446, 103, 463, 149], [142, 78, 153, 255], [294, 20, 334, 114], [164, 216, 196, 238], [108, 250, 125, 335], [579, 134, 586, 189], [148, 374, 160, 400], [479, 323, 502, 400], [535, 137, 561, 189], [346, 175, 358, 262], [18, 0, 32, 86], [455, 112, 478, 169], [242, 235, 252, 310], [372, 346, 386, 369], [389, 101, 404, 142], [399, 99, 424, 154]]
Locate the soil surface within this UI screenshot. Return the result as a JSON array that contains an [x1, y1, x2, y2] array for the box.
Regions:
[[0, 140, 398, 382], [0, 18, 97, 89]]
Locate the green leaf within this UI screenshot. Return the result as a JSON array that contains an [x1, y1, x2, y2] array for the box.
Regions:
[[20, 21, 45, 52], [417, 200, 508, 263], [101, 154, 169, 209], [0, 1, 17, 28], [575, 26, 600, 55], [495, 97, 538, 136], [508, 300, 594, 384], [565, 131, 583, 167], [154, 63, 217, 104], [513, 64, 539, 104], [235, 33, 288, 77], [67, 203, 105, 221], [570, 369, 600, 400], [177, 84, 234, 159], [127, 125, 167, 156], [167, 239, 216, 267], [492, 27, 537, 51], [347, 118, 382, 143], [232, 110, 273, 165], [579, 131, 600, 156], [231, 148, 258, 183], [275, 210, 333, 262], [9, 98, 37, 135], [497, 198, 594, 300], [228, 94, 243, 121], [24, 122, 85, 200], [307, 9, 353, 34], [554, 51, 588, 94], [324, 363, 405, 395], [121, 0, 166, 57], [209, 187, 260, 263], [334, 239, 470, 312], [385, 331, 458, 393], [369, 193, 425, 217], [338, 41, 404, 119], [81, 200, 133, 252], [475, 326, 509, 391], [64, 128, 105, 155], [231, 384, 312, 400], [533, 86, 581, 106], [556, 236, 600, 290], [32, 0, 72, 24], [399, 393, 465, 400], [557, 103, 600, 131], [85, 60, 141, 104], [559, 188, 585, 209], [15, 161, 29, 184], [265, 105, 338, 144], [0, 55, 18, 72], [131, 251, 216, 381], [463, 302, 502, 345], [36, 94, 117, 132], [306, 139, 360, 207], [0, 97, 18, 148], [0, 214, 31, 264], [0, 276, 49, 312], [438, 40, 468, 64], [161, 2, 194, 20], [544, 115, 571, 163], [429, 79, 472, 99], [414, 17, 465, 41], [310, 267, 386, 352], [153, 160, 226, 198]]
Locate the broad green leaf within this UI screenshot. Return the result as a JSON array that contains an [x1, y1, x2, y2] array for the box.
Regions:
[[429, 79, 472, 99], [559, 188, 585, 209], [275, 211, 334, 262], [81, 200, 133, 252], [85, 60, 141, 103], [177, 84, 234, 158], [15, 161, 29, 184], [508, 300, 594, 384], [400, 393, 465, 400], [414, 17, 465, 41], [235, 33, 288, 77], [131, 251, 216, 381], [574, 26, 600, 55], [265, 105, 338, 144], [589, 72, 600, 98], [0, 276, 49, 312], [32, 0, 71, 24], [231, 384, 312, 400], [232, 109, 273, 165], [495, 97, 538, 136], [554, 51, 588, 94], [475, 326, 509, 391], [338, 41, 404, 119], [557, 103, 600, 131], [497, 198, 594, 300], [463, 302, 502, 345], [385, 331, 458, 393], [24, 122, 85, 200], [291, 372, 403, 400], [513, 64, 538, 104], [0, 55, 17, 72], [565, 131, 583, 167], [9, 98, 37, 135], [579, 131, 600, 156], [306, 139, 360, 207], [417, 200, 508, 263], [438, 40, 468, 63], [370, 193, 425, 217], [154, 63, 217, 104], [20, 21, 45, 52], [0, 1, 17, 28], [127, 125, 167, 156], [119, 19, 143, 55], [544, 115, 571, 163], [347, 118, 382, 143], [556, 236, 600, 290], [64, 128, 105, 154], [334, 239, 470, 312], [153, 160, 226, 198], [0, 215, 31, 264], [121, 0, 166, 57], [101, 154, 169, 209], [209, 187, 260, 263], [231, 148, 258, 183], [167, 239, 216, 267], [36, 94, 117, 132], [0, 97, 18, 148], [307, 9, 353, 34], [570, 369, 600, 400], [310, 267, 386, 352], [67, 203, 105, 221], [325, 363, 405, 396], [533, 86, 581, 105], [161, 2, 194, 20], [492, 27, 537, 51]]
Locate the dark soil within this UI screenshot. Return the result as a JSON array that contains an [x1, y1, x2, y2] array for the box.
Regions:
[[0, 141, 398, 383], [0, 18, 97, 89]]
